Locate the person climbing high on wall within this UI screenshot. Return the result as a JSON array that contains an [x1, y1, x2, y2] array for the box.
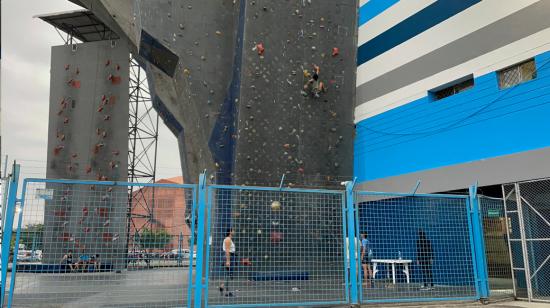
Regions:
[[301, 64, 327, 98]]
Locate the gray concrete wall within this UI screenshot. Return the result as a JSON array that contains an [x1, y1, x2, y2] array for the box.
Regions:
[[45, 40, 129, 267]]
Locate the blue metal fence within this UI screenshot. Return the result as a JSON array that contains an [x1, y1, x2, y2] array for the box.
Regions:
[[1, 173, 197, 308], [353, 189, 483, 304], [0, 168, 491, 307]]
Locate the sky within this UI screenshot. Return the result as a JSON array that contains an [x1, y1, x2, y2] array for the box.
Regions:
[[1, 0, 183, 182]]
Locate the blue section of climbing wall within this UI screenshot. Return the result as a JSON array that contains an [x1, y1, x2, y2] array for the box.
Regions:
[[354, 51, 550, 182], [208, 0, 247, 185]]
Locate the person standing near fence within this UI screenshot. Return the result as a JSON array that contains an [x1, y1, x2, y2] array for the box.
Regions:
[[361, 233, 373, 288], [416, 229, 434, 290], [220, 228, 236, 297]]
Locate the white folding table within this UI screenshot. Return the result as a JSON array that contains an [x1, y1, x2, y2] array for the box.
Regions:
[[371, 259, 412, 284]]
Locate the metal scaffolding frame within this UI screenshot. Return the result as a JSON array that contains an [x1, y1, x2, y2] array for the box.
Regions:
[[127, 56, 160, 251]]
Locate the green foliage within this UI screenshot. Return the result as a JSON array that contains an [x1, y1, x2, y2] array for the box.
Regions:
[[138, 228, 172, 251], [11, 224, 44, 251]]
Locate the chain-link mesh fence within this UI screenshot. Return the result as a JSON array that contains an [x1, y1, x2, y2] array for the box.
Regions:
[[479, 196, 513, 298], [517, 180, 550, 302], [205, 186, 347, 307], [503, 179, 550, 302], [5, 180, 196, 308], [355, 193, 477, 303]]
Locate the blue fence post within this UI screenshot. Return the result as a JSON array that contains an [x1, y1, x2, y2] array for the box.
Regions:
[[346, 179, 359, 304], [186, 187, 197, 305], [193, 173, 207, 308], [469, 185, 490, 300], [1, 164, 20, 307]]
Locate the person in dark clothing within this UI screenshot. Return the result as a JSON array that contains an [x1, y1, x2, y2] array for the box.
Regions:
[[416, 229, 434, 290]]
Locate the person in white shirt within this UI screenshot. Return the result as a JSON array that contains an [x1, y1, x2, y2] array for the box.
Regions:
[[220, 228, 235, 297]]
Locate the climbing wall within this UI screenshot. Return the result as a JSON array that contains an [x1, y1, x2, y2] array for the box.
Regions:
[[70, 0, 358, 273], [234, 0, 357, 186], [44, 40, 129, 266]]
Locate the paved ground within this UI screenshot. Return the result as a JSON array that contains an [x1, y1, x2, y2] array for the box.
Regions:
[[4, 268, 547, 308]]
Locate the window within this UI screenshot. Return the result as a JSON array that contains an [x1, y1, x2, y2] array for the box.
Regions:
[[432, 77, 474, 101], [498, 59, 536, 89]]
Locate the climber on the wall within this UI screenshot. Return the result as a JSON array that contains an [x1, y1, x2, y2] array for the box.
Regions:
[[301, 64, 327, 98]]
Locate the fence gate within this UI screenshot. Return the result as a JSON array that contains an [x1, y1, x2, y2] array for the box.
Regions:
[[200, 185, 348, 308], [354, 190, 483, 304], [503, 180, 550, 302], [1, 178, 197, 308]]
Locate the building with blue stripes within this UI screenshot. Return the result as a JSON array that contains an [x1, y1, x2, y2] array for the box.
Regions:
[[354, 0, 550, 193]]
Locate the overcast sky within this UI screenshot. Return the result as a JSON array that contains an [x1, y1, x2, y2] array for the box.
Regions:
[[1, 0, 183, 182]]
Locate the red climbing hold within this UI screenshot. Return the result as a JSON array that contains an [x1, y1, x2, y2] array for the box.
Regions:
[[54, 210, 67, 217], [298, 167, 305, 174], [105, 59, 111, 66], [270, 231, 283, 243], [241, 258, 253, 266], [71, 153, 78, 159], [93, 143, 105, 154], [68, 79, 81, 89], [82, 207, 89, 217], [85, 165, 92, 174], [60, 232, 71, 242], [53, 145, 64, 156], [255, 43, 265, 55], [332, 47, 339, 57], [64, 117, 70, 124], [102, 232, 113, 241], [97, 106, 104, 113], [65, 64, 70, 70], [109, 160, 116, 169], [109, 75, 121, 85], [112, 150, 120, 156], [98, 207, 109, 218]]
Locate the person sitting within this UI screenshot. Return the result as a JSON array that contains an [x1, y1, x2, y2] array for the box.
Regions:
[[76, 254, 91, 271], [60, 250, 76, 272], [90, 254, 101, 271]]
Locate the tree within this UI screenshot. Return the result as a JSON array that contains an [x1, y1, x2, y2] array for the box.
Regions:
[[12, 224, 44, 251], [138, 228, 172, 251]]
